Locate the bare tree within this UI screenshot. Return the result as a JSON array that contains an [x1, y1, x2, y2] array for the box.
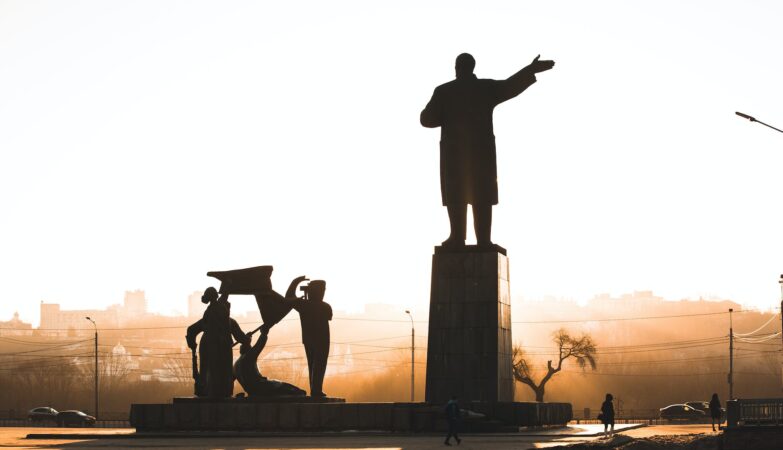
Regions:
[[163, 356, 193, 385], [512, 328, 597, 402]]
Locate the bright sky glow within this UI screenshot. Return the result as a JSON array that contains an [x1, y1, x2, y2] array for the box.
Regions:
[[1, 1, 782, 326]]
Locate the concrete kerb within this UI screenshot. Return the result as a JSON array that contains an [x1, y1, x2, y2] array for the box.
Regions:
[[26, 424, 646, 440]]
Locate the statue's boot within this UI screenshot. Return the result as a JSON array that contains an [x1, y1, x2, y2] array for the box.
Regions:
[[443, 204, 467, 248], [474, 204, 493, 249]]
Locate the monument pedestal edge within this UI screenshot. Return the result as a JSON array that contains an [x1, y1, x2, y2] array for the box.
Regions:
[[425, 245, 513, 404]]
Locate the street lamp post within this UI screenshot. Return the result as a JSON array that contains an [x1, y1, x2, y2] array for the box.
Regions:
[[85, 317, 98, 420], [405, 310, 414, 402], [779, 275, 783, 392], [728, 308, 734, 400]]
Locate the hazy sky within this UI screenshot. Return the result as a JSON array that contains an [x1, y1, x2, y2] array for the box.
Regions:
[[1, 1, 782, 326]]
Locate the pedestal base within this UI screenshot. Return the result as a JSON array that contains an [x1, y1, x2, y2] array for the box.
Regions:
[[172, 396, 344, 404], [425, 245, 513, 404], [129, 400, 571, 432]]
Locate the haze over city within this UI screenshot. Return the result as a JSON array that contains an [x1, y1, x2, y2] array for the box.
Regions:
[[2, 0, 783, 328]]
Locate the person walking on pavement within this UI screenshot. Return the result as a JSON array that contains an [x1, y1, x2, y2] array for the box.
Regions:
[[444, 395, 461, 446], [709, 393, 722, 431], [600, 393, 615, 438]]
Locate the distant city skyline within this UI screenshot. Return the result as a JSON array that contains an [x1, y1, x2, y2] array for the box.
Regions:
[[1, 287, 761, 329], [2, 1, 782, 325]]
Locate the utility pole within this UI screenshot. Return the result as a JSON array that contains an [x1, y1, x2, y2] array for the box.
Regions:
[[729, 308, 734, 400], [779, 275, 783, 392], [405, 310, 414, 402], [85, 317, 98, 420]]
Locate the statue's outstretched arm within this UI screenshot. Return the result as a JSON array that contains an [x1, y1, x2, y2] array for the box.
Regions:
[[285, 276, 308, 299], [230, 318, 249, 346], [497, 55, 554, 104]]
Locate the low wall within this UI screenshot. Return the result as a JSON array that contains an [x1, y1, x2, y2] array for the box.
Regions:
[[467, 401, 572, 427], [130, 401, 572, 432]]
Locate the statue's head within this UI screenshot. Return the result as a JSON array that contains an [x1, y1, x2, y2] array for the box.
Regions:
[[306, 280, 326, 302], [202, 287, 218, 304], [455, 53, 475, 78]]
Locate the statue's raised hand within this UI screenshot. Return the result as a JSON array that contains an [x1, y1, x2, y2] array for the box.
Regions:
[[529, 54, 555, 73]]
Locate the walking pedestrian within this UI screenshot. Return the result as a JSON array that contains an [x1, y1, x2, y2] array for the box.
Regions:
[[600, 393, 615, 438], [709, 393, 722, 431], [444, 395, 461, 446]]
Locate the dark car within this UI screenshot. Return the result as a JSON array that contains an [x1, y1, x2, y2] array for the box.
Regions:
[[56, 410, 96, 427], [685, 401, 710, 412], [686, 401, 726, 419], [659, 404, 707, 421], [28, 407, 58, 422]]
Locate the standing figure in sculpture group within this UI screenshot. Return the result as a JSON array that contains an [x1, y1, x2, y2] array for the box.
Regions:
[[286, 280, 332, 398], [186, 286, 250, 397], [421, 52, 555, 248]]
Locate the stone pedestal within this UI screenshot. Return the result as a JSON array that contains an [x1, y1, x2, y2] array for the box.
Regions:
[[425, 245, 513, 404]]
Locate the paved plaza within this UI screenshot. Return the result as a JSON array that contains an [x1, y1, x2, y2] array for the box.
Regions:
[[0, 424, 721, 449]]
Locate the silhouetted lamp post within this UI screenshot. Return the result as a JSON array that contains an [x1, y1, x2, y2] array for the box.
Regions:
[[405, 310, 414, 402], [728, 308, 734, 400], [779, 275, 783, 392], [85, 317, 98, 420], [735, 112, 783, 134]]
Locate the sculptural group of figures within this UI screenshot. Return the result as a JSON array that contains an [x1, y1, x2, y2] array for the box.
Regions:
[[182, 51, 555, 401], [186, 266, 332, 399]]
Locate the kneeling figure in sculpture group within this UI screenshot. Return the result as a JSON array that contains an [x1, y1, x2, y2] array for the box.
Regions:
[[233, 323, 306, 397]]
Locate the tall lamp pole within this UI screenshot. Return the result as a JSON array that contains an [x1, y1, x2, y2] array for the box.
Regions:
[[779, 275, 783, 392], [85, 317, 98, 420], [729, 308, 734, 400], [405, 310, 414, 402]]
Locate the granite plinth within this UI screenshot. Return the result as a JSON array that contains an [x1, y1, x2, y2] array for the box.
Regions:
[[129, 401, 571, 432], [173, 396, 344, 404], [426, 245, 513, 404]]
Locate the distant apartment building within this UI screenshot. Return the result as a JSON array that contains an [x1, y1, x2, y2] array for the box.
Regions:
[[123, 290, 147, 317], [40, 302, 120, 334], [0, 311, 33, 336], [39, 290, 150, 334]]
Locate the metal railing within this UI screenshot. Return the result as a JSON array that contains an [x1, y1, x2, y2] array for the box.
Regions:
[[727, 398, 783, 428]]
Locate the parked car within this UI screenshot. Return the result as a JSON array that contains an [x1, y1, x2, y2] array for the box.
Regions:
[[685, 401, 709, 412], [659, 404, 706, 421], [685, 401, 725, 419], [28, 407, 58, 422], [56, 410, 96, 427]]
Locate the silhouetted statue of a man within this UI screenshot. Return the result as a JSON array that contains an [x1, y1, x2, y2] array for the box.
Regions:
[[284, 279, 332, 398], [421, 53, 555, 248]]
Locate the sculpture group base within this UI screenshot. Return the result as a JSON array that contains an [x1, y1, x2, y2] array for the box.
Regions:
[[172, 396, 344, 404], [130, 400, 572, 432]]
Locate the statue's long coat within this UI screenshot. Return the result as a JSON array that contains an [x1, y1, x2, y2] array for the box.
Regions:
[[187, 300, 245, 397], [420, 70, 536, 206]]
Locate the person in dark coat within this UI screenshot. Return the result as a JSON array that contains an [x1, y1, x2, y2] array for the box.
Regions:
[[600, 393, 615, 437], [186, 287, 249, 397], [421, 52, 555, 248], [709, 393, 722, 431], [444, 395, 461, 446]]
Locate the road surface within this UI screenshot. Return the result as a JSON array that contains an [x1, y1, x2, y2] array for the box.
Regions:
[[0, 424, 720, 449]]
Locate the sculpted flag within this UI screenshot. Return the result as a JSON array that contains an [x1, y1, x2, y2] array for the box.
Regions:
[[207, 265, 293, 327]]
